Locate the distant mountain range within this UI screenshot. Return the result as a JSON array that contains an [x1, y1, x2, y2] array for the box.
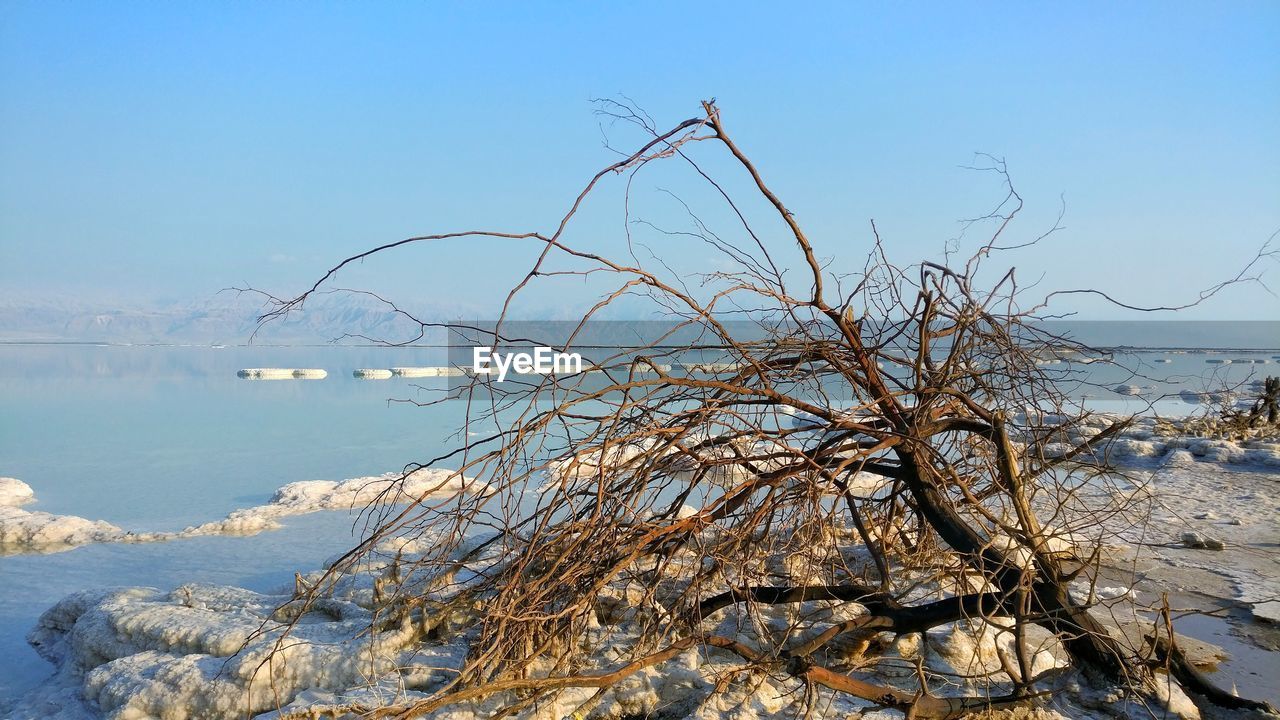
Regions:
[[0, 292, 472, 345], [14, 292, 1270, 349]]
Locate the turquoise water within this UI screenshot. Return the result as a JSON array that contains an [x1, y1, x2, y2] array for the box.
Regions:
[[0, 345, 465, 529], [0, 344, 470, 699], [0, 337, 1277, 702]]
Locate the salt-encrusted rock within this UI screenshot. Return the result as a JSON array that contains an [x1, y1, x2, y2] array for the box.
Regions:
[[1077, 425, 1109, 438], [0, 477, 36, 507], [181, 468, 475, 537], [1151, 671, 1204, 720], [1094, 586, 1137, 601], [2, 469, 477, 554], [0, 478, 131, 554], [1255, 600, 1280, 623], [0, 505, 126, 553], [1180, 531, 1225, 551], [1106, 438, 1165, 458], [22, 579, 421, 720], [1243, 447, 1280, 468], [1178, 389, 1206, 405]]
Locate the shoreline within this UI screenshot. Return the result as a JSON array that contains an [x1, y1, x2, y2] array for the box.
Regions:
[[2, 415, 1279, 718]]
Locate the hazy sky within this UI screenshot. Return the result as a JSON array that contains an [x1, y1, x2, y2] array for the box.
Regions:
[[1, 2, 1277, 319]]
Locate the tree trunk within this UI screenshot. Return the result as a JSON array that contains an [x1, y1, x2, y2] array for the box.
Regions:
[[896, 446, 1132, 678]]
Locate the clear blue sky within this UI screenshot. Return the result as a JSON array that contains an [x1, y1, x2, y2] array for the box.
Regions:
[[2, 1, 1277, 319]]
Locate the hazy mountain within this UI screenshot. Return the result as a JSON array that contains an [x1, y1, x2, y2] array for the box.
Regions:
[[0, 288, 780, 345], [0, 292, 473, 345]]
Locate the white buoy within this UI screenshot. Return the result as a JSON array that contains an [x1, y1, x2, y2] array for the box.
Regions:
[[390, 367, 439, 377], [353, 369, 393, 379], [627, 361, 673, 373], [390, 367, 464, 378], [237, 368, 326, 380]]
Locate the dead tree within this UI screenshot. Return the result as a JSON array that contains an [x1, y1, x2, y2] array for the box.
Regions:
[[1240, 376, 1279, 427], [260, 101, 1277, 719]]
